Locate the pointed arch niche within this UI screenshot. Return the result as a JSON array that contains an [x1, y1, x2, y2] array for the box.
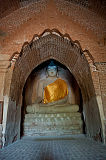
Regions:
[[3, 29, 105, 146]]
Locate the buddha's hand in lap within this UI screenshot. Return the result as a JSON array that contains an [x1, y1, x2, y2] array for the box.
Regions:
[[40, 95, 68, 107]]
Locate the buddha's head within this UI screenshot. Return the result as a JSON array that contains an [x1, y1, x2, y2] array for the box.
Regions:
[[47, 61, 58, 77]]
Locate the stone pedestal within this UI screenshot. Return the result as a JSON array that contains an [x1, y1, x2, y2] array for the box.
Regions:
[[24, 111, 83, 136]]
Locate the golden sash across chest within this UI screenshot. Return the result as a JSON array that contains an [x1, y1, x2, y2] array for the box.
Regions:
[[43, 78, 68, 104]]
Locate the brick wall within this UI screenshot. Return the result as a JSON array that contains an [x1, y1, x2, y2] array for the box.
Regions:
[[0, 0, 19, 19], [0, 0, 105, 62], [3, 31, 102, 144], [55, 0, 106, 37], [9, 32, 94, 103], [95, 63, 106, 141], [0, 0, 105, 145]]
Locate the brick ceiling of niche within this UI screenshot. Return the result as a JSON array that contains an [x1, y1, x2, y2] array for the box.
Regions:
[[0, 0, 106, 62], [0, 0, 106, 19]]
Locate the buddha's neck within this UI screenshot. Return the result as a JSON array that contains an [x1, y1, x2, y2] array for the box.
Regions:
[[47, 76, 57, 80]]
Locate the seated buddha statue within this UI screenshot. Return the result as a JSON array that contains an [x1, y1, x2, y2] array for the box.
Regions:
[[26, 61, 79, 114]]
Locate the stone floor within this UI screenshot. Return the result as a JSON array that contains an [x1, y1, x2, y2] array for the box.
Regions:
[[0, 135, 106, 160]]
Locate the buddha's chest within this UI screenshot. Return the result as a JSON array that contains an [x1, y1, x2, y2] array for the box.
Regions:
[[42, 78, 57, 89]]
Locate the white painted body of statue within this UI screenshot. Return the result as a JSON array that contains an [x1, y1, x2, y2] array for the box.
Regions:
[[26, 61, 79, 114], [37, 66, 59, 103]]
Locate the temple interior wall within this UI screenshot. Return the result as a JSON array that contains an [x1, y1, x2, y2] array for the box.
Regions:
[[0, 0, 105, 147], [0, 31, 104, 146], [0, 0, 105, 62]]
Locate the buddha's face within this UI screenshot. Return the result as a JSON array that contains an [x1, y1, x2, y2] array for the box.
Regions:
[[47, 68, 57, 77]]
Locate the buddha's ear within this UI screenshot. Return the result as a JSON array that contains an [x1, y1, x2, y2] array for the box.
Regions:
[[46, 70, 48, 78], [56, 67, 59, 77], [57, 72, 59, 78]]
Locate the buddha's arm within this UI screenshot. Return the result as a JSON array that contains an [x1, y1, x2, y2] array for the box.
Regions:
[[36, 80, 44, 103]]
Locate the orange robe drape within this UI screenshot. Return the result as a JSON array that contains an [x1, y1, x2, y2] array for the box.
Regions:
[[43, 78, 68, 104]]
